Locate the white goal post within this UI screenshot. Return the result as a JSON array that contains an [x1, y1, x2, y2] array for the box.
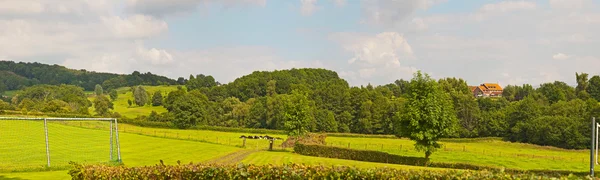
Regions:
[[0, 117, 121, 168], [591, 117, 598, 177]]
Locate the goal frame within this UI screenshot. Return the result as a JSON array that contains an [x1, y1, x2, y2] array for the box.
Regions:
[[0, 117, 121, 167]]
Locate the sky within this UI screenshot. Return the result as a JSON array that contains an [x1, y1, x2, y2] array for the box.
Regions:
[[1, 0, 599, 87]]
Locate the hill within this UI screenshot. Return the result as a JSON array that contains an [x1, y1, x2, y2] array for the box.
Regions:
[[0, 60, 181, 92]]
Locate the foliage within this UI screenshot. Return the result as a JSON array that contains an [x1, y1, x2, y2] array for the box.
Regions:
[[94, 84, 103, 96], [395, 71, 457, 158], [283, 90, 314, 137], [0, 60, 179, 91], [69, 162, 578, 180], [294, 143, 429, 166], [151, 91, 163, 106], [12, 84, 91, 114], [186, 74, 218, 91], [170, 90, 211, 128], [93, 95, 113, 116], [109, 89, 118, 101], [133, 86, 149, 106]]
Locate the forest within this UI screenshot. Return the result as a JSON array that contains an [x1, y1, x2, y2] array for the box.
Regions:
[[1, 61, 600, 150], [0, 60, 181, 92]]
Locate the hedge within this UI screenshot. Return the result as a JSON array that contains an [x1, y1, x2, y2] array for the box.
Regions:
[[294, 143, 429, 166], [293, 143, 590, 178], [69, 162, 579, 180]]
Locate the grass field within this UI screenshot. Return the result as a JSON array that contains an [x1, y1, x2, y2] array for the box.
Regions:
[[326, 136, 590, 171], [241, 150, 447, 170], [88, 86, 179, 118], [52, 121, 598, 172], [0, 120, 241, 172]]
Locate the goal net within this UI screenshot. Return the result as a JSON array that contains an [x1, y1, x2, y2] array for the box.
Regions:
[[0, 117, 121, 171]]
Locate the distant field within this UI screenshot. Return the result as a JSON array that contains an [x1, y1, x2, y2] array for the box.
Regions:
[[88, 85, 180, 118]]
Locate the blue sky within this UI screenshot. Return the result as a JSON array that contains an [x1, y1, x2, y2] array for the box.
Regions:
[[1, 0, 600, 86]]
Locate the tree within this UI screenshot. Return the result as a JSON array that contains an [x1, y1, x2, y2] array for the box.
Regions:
[[576, 72, 589, 93], [0, 81, 6, 95], [152, 91, 163, 106], [587, 76, 600, 102], [94, 84, 103, 96], [393, 71, 457, 158], [127, 99, 132, 107], [93, 95, 113, 116], [109, 89, 118, 101], [133, 86, 148, 106], [283, 90, 314, 137], [170, 90, 210, 128]]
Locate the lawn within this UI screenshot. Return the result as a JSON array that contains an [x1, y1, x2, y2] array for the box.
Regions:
[[0, 120, 241, 172], [241, 150, 447, 170], [88, 85, 180, 118], [326, 136, 591, 171]]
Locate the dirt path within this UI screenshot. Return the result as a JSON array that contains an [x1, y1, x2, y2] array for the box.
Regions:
[[205, 150, 258, 165]]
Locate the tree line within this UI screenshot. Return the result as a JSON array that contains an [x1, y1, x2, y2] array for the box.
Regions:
[[0, 60, 180, 91]]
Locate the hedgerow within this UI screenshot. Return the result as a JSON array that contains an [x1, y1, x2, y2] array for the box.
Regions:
[[69, 162, 581, 180]]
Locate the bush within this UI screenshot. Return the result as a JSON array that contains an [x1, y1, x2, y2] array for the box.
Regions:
[[281, 133, 327, 148], [294, 143, 429, 166], [69, 162, 577, 180]]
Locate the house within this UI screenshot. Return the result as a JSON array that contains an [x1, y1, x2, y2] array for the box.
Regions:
[[469, 83, 503, 98]]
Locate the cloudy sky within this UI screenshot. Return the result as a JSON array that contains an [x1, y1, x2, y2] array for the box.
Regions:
[[1, 0, 599, 86]]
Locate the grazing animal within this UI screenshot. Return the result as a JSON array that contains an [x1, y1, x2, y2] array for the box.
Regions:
[[240, 135, 247, 138]]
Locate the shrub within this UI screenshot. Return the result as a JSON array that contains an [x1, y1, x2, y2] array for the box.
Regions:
[[282, 133, 327, 148], [294, 143, 429, 166], [69, 162, 577, 180]]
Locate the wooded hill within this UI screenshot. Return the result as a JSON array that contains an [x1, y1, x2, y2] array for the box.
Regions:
[[0, 60, 180, 92]]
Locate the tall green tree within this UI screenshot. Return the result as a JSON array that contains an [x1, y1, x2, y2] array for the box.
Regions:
[[109, 89, 118, 101], [283, 90, 314, 137], [94, 84, 103, 96], [394, 71, 457, 158], [0, 81, 6, 95], [133, 86, 149, 106], [93, 95, 113, 116], [152, 91, 163, 106], [170, 90, 210, 128], [587, 76, 600, 102]]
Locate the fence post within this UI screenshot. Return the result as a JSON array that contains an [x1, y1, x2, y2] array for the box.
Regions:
[[348, 143, 350, 148], [114, 119, 122, 162], [44, 118, 51, 167], [110, 121, 114, 161], [463, 146, 465, 152]]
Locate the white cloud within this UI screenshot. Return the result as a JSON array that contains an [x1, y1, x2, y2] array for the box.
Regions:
[[102, 14, 168, 39], [549, 0, 591, 10], [126, 0, 267, 17], [474, 1, 536, 21], [136, 46, 174, 65], [479, 1, 536, 13], [0, 1, 45, 15], [300, 0, 318, 16], [331, 32, 417, 85], [552, 53, 571, 60]]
